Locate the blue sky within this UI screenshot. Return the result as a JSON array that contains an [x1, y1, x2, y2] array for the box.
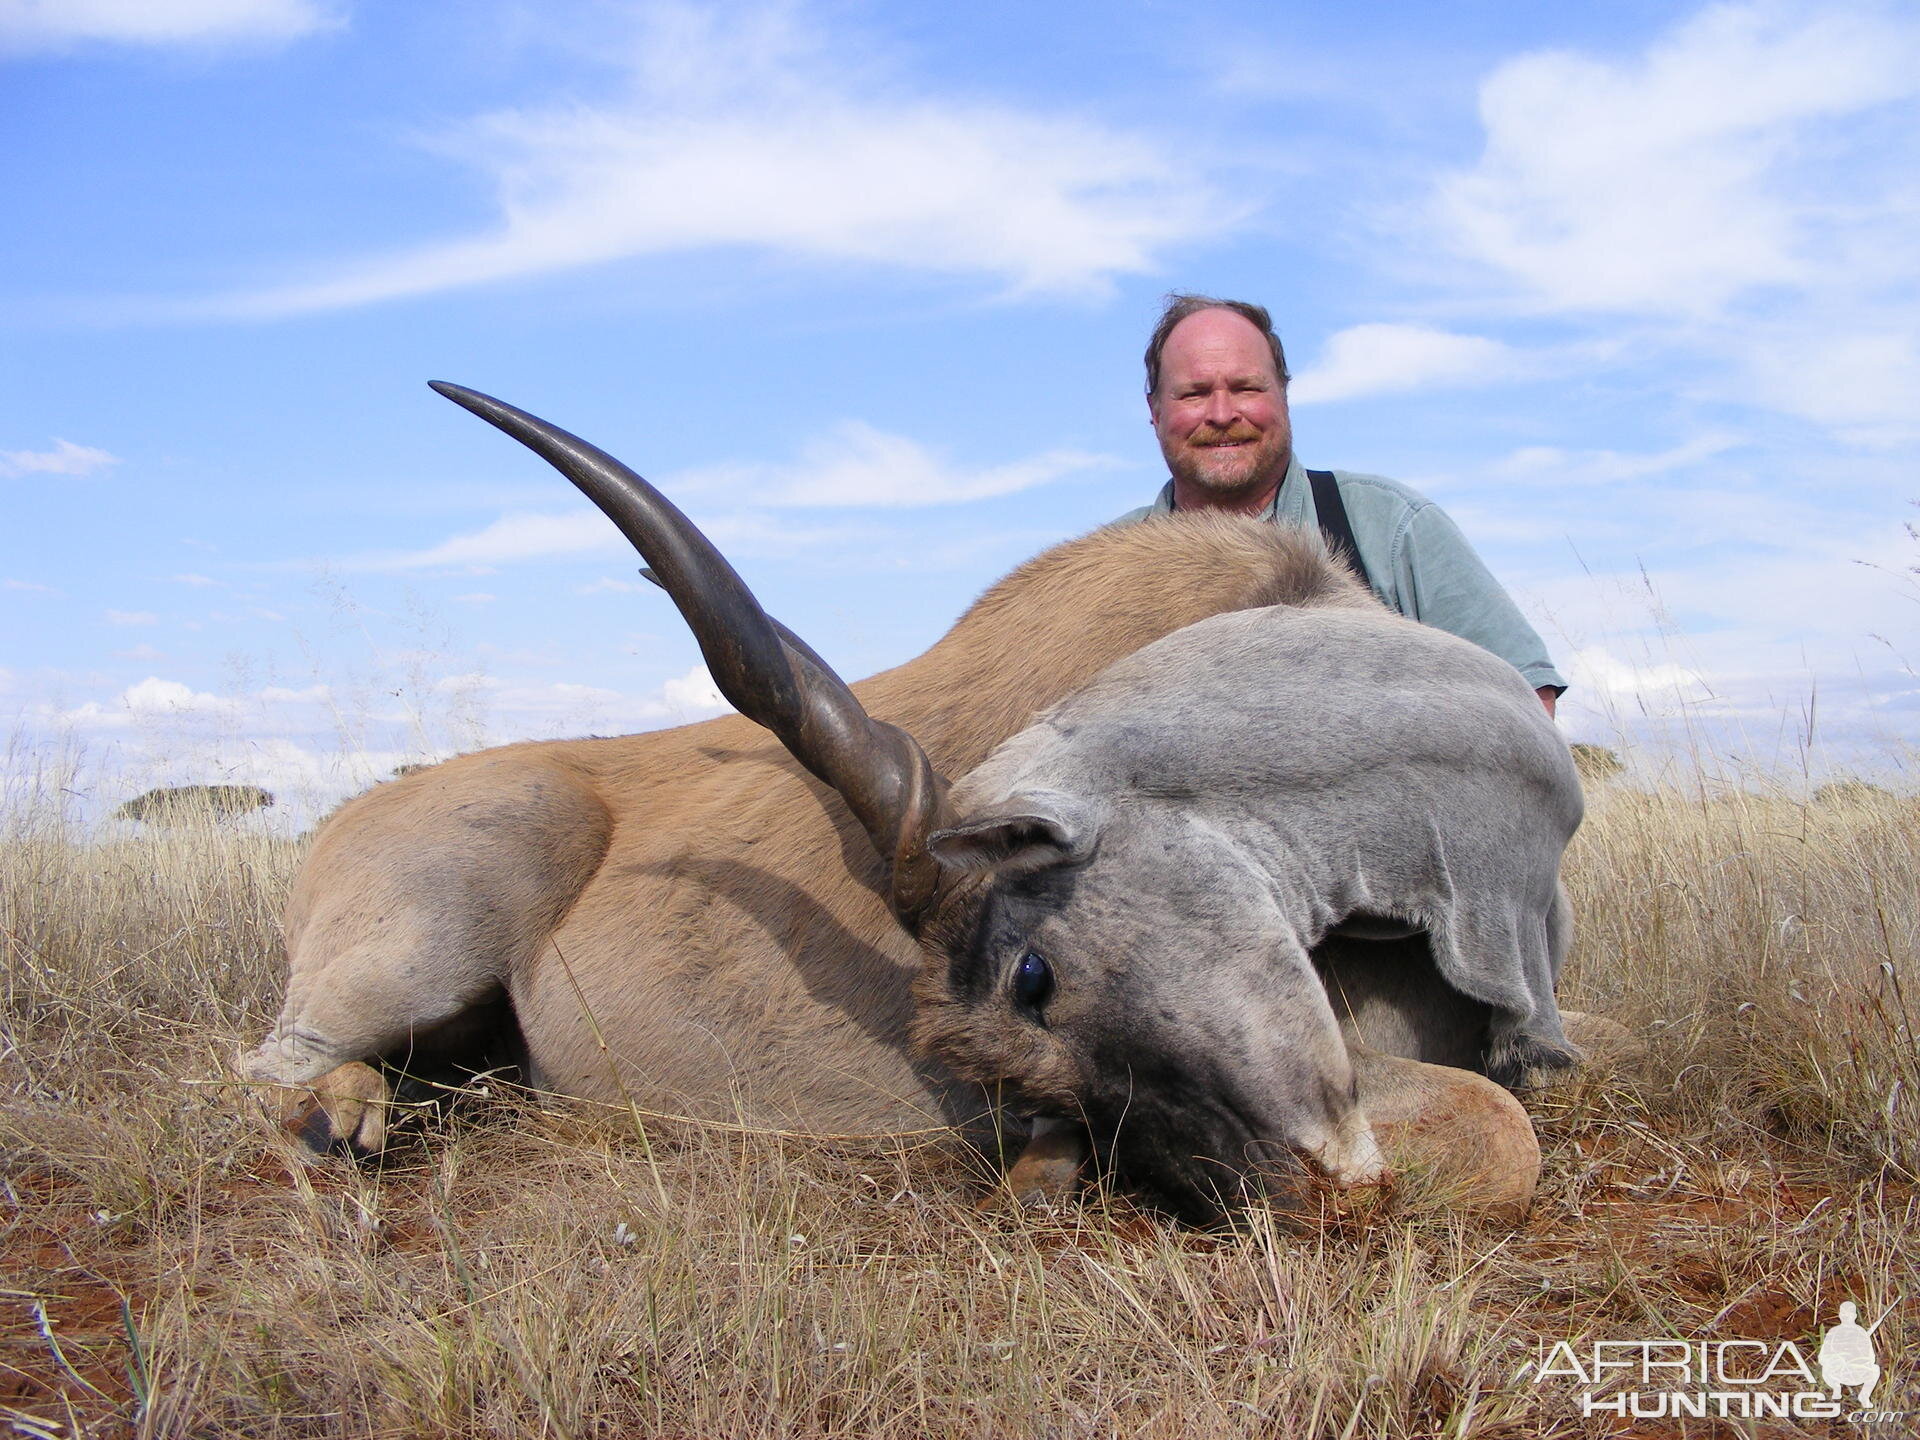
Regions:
[[4, 0, 1917, 816]]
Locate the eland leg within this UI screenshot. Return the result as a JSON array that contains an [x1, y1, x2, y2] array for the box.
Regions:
[[1349, 1046, 1540, 1218], [1314, 932, 1492, 1070], [244, 749, 612, 1155]]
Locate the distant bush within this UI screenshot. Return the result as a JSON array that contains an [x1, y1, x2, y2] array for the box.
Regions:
[[1568, 743, 1624, 782], [113, 784, 274, 826], [1814, 777, 1894, 806]]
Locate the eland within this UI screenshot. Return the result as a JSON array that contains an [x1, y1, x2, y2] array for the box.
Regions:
[[245, 384, 1586, 1222]]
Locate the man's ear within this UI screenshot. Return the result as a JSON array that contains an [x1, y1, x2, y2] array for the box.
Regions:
[[928, 792, 1102, 876]]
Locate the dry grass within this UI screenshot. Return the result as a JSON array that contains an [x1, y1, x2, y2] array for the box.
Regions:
[[4, 770, 1917, 1438]]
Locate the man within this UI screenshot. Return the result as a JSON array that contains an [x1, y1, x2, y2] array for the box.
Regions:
[[1115, 294, 1566, 715]]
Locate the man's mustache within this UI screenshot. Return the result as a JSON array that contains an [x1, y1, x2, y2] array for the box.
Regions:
[[1191, 423, 1263, 446]]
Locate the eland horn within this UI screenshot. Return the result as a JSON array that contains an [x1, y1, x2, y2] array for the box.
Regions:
[[429, 381, 952, 928]]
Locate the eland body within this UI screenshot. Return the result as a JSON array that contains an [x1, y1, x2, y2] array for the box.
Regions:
[[246, 386, 1581, 1221]]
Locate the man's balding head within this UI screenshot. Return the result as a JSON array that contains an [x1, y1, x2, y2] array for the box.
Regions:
[[1146, 296, 1294, 514], [1144, 294, 1289, 400]]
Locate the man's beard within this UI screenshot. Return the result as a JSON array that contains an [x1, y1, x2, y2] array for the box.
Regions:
[[1164, 422, 1291, 506]]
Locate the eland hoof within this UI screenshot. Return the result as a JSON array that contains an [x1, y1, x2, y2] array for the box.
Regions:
[[980, 1116, 1090, 1210], [270, 1061, 391, 1159]]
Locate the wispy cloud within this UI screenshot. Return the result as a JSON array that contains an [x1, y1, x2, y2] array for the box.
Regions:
[[1379, 0, 1920, 454], [102, 609, 158, 626], [203, 3, 1216, 316], [1740, 328, 1920, 449], [425, 667, 729, 729], [0, 438, 119, 479], [1432, 2, 1920, 316], [1490, 433, 1742, 486], [346, 511, 614, 572], [675, 422, 1114, 508], [0, 0, 340, 54], [338, 424, 1110, 570], [1289, 324, 1526, 404]]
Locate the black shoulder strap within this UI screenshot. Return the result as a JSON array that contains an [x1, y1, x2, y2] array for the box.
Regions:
[[1305, 468, 1368, 588]]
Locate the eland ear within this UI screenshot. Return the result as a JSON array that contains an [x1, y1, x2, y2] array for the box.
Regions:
[[927, 793, 1101, 876]]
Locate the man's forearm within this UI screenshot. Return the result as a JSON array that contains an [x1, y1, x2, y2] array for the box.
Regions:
[[1537, 686, 1558, 719]]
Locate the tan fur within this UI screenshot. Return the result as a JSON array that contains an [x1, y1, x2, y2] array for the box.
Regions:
[[252, 515, 1369, 1135], [1350, 1047, 1539, 1219]]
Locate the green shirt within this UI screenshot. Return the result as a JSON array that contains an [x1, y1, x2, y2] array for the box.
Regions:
[[1113, 457, 1568, 693]]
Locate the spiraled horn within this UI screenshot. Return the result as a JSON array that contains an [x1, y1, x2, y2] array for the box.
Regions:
[[428, 381, 951, 928]]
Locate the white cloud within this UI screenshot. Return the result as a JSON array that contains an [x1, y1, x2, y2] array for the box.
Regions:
[[0, 0, 339, 53], [341, 424, 1106, 570], [123, 676, 235, 714], [64, 675, 238, 728], [210, 3, 1214, 315], [349, 510, 617, 571], [210, 737, 414, 809], [660, 665, 728, 715], [25, 650, 743, 824], [678, 422, 1113, 508], [1566, 645, 1716, 706], [5, 577, 60, 593], [422, 668, 730, 736], [1535, 529, 1920, 773], [1491, 432, 1742, 485], [453, 592, 496, 605], [1433, 2, 1920, 316], [1741, 329, 1920, 448], [103, 609, 158, 626], [1289, 324, 1525, 404], [0, 438, 118, 479], [168, 573, 218, 587]]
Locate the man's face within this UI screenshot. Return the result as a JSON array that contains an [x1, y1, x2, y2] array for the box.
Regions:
[[1149, 309, 1292, 509]]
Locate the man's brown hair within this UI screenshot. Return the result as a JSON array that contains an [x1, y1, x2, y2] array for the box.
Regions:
[[1143, 294, 1290, 398]]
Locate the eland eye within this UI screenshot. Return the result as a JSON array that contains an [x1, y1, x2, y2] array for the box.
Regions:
[[1012, 951, 1054, 1013]]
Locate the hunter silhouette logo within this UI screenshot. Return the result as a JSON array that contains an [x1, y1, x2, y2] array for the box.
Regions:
[[1818, 1303, 1881, 1405], [1533, 1299, 1903, 1424]]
